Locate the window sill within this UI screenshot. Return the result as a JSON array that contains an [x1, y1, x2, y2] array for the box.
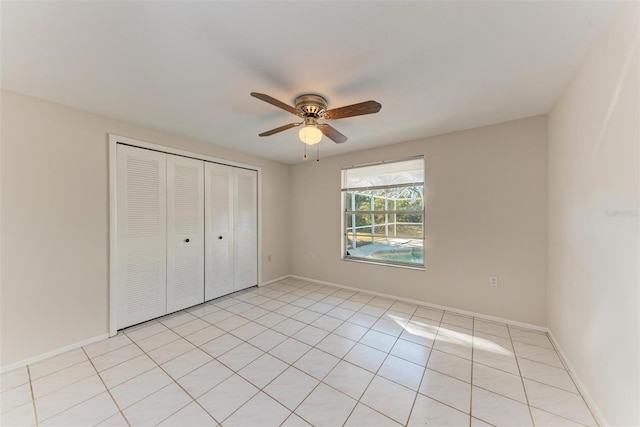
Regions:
[[341, 256, 426, 271]]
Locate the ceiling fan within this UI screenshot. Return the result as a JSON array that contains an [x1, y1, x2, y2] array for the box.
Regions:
[[251, 92, 382, 145]]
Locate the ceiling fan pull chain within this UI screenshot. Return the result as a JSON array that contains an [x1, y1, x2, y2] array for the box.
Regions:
[[316, 143, 320, 162], [303, 143, 308, 160]]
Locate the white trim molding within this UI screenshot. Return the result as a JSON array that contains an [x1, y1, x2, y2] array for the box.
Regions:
[[547, 330, 608, 427], [259, 275, 291, 287], [0, 334, 109, 374]]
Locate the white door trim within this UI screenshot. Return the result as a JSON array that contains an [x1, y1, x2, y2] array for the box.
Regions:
[[108, 134, 262, 337]]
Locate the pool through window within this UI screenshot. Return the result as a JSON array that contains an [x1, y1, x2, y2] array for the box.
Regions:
[[341, 157, 425, 268]]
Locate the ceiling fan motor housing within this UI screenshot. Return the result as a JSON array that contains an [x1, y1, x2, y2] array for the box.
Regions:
[[295, 94, 327, 117]]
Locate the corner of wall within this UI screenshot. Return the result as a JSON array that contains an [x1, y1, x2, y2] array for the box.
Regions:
[[546, 3, 640, 425]]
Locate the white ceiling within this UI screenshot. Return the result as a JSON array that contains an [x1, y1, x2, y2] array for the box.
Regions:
[[1, 1, 620, 164]]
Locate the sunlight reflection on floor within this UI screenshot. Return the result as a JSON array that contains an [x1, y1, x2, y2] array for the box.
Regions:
[[387, 313, 513, 356]]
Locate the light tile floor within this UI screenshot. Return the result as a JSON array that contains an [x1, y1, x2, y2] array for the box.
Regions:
[[1, 278, 598, 426]]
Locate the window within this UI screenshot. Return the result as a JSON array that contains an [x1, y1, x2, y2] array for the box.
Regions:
[[341, 157, 425, 268]]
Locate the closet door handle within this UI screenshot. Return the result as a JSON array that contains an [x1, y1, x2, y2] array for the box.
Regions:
[[184, 238, 190, 243]]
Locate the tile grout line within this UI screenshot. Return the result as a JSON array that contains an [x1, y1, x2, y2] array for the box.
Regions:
[[404, 309, 445, 426], [508, 324, 536, 426], [105, 338, 172, 408], [124, 330, 219, 426], [475, 322, 549, 422], [545, 332, 600, 427], [89, 347, 154, 384], [26, 365, 39, 427], [27, 358, 106, 425], [469, 315, 475, 427], [338, 302, 415, 426], [518, 376, 584, 396], [199, 340, 308, 424], [528, 406, 594, 427], [81, 347, 132, 427], [159, 382, 220, 426], [515, 354, 574, 370], [82, 333, 133, 360], [333, 296, 402, 425], [24, 354, 87, 389], [510, 327, 596, 424]]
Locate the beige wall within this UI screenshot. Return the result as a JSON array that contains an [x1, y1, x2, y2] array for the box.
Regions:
[[0, 90, 291, 366], [290, 115, 548, 326], [547, 4, 639, 426]]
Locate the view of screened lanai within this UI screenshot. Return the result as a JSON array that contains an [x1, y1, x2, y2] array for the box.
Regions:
[[342, 157, 425, 268]]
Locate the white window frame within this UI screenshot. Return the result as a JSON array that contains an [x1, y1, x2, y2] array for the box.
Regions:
[[341, 156, 425, 270]]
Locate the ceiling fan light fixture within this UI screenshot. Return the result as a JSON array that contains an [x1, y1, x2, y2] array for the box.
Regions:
[[299, 125, 322, 145], [251, 91, 381, 145]]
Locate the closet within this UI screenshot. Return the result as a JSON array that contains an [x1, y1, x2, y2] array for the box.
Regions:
[[114, 143, 257, 330]]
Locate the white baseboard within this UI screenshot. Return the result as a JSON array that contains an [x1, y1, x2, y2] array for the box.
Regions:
[[547, 330, 608, 427], [0, 333, 109, 374], [259, 275, 291, 287], [287, 274, 547, 331]]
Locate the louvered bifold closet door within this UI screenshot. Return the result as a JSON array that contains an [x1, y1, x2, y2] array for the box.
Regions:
[[166, 155, 205, 313], [204, 162, 234, 301], [116, 145, 167, 329], [234, 168, 258, 291]]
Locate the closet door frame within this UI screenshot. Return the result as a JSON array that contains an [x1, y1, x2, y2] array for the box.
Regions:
[[109, 134, 262, 337]]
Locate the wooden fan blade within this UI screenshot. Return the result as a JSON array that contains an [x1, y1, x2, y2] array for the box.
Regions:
[[258, 122, 302, 137], [318, 124, 348, 144], [323, 100, 381, 120], [251, 92, 301, 116]]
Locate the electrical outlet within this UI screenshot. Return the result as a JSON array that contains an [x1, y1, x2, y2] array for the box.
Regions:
[[308, 253, 314, 260], [489, 276, 498, 287]]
